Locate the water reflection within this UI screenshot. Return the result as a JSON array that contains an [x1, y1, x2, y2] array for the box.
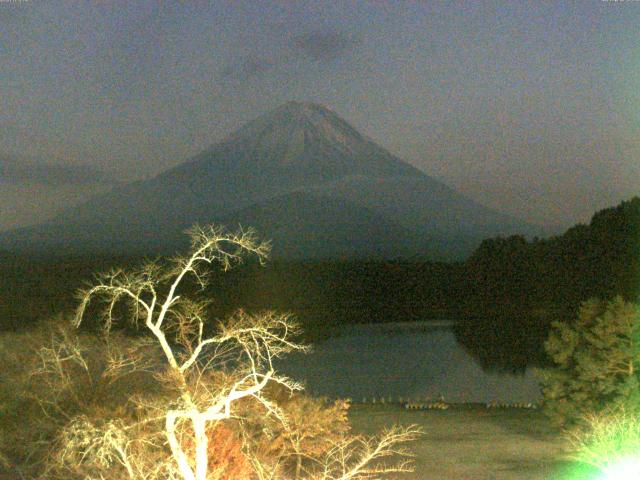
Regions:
[[277, 322, 542, 403]]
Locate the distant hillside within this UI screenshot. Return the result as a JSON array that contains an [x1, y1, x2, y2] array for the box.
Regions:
[[0, 102, 539, 259], [455, 196, 640, 371], [0, 154, 119, 186]]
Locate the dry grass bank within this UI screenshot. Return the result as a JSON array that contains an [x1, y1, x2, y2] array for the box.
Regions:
[[348, 403, 600, 480]]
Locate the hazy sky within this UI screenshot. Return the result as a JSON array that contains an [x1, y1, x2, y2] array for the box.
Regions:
[[1, 0, 639, 230]]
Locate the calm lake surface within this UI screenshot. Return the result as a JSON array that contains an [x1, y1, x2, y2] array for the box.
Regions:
[[277, 322, 542, 403]]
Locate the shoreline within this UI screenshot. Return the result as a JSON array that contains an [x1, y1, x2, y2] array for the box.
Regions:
[[336, 319, 456, 333]]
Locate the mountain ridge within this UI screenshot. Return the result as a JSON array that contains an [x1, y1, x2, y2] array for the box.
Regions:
[[0, 102, 540, 259]]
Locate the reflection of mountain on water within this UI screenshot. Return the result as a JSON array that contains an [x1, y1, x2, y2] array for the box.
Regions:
[[276, 323, 541, 403]]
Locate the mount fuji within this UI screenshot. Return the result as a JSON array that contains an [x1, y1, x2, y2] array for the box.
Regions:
[[0, 102, 539, 259]]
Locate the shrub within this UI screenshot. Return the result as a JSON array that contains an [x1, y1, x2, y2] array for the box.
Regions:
[[0, 318, 165, 479], [566, 406, 640, 476], [0, 328, 45, 476], [180, 423, 253, 480], [537, 296, 640, 427], [236, 384, 352, 478], [5, 225, 421, 480]]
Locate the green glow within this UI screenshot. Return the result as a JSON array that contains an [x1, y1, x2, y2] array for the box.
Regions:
[[600, 457, 640, 479], [558, 406, 640, 480]]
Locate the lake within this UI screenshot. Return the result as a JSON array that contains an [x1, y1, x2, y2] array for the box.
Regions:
[[277, 322, 542, 404]]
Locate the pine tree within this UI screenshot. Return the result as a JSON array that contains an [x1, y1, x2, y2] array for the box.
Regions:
[[537, 296, 640, 426]]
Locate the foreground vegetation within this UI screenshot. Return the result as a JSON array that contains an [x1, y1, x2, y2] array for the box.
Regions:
[[537, 295, 640, 477], [1, 226, 421, 480], [538, 296, 640, 427]]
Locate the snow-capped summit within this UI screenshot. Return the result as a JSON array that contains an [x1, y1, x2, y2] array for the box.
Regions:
[[204, 101, 418, 179]]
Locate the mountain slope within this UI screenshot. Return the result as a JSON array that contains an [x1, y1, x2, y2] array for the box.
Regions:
[[0, 101, 538, 259], [217, 191, 428, 259]]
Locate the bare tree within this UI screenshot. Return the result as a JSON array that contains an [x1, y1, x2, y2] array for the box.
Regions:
[[34, 224, 422, 480]]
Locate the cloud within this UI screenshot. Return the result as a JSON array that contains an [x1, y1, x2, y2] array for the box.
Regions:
[[293, 28, 360, 62], [218, 27, 360, 83], [220, 55, 273, 81], [0, 156, 119, 186]]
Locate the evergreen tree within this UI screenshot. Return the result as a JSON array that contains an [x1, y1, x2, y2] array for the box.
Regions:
[[537, 296, 640, 426]]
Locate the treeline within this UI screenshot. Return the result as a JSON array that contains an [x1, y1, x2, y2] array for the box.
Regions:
[[0, 252, 466, 339], [201, 260, 466, 338], [454, 196, 640, 371], [0, 253, 140, 331], [1, 197, 638, 370]]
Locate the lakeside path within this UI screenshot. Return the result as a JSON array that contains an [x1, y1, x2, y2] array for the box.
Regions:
[[349, 403, 596, 480]]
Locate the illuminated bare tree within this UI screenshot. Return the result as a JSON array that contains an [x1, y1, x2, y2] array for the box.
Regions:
[[47, 224, 423, 480]]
